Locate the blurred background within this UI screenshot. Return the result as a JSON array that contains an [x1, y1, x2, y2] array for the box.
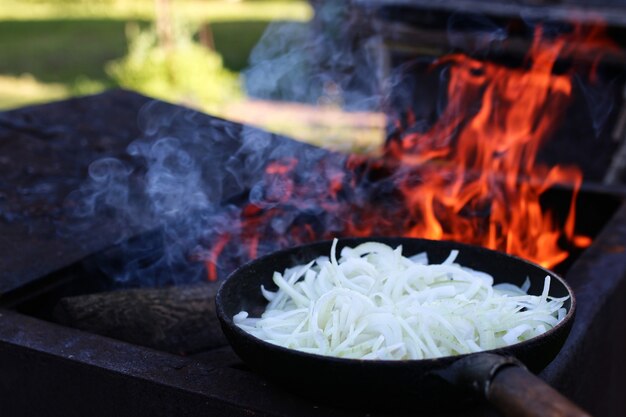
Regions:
[[0, 0, 385, 151]]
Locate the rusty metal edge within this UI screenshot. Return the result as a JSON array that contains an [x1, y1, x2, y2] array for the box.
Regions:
[[540, 199, 626, 416]]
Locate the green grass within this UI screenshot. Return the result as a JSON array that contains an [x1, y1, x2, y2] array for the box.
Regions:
[[0, 18, 276, 83], [0, 0, 312, 109], [0, 1, 312, 22], [0, 19, 132, 85], [211, 20, 273, 71], [0, 74, 68, 108]]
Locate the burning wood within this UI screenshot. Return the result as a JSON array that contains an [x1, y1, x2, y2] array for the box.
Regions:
[[200, 24, 616, 279]]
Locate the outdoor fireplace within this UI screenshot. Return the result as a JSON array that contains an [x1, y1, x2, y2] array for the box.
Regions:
[[2, 2, 626, 416], [0, 89, 625, 417]]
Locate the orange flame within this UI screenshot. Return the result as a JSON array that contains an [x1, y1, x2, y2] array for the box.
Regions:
[[203, 24, 616, 280]]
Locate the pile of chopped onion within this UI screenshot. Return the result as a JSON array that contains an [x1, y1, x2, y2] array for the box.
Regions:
[[234, 240, 568, 360]]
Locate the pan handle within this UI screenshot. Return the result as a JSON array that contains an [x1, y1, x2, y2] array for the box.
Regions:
[[488, 365, 591, 417], [452, 353, 592, 417]]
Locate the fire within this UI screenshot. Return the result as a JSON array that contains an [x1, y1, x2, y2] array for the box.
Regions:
[[203, 24, 615, 279], [386, 34, 578, 268]]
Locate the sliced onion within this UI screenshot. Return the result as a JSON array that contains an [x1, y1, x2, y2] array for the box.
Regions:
[[235, 239, 568, 360]]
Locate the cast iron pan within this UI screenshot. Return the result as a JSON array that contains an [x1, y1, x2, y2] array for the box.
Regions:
[[216, 237, 590, 417]]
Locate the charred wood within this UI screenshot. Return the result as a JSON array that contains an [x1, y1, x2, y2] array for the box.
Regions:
[[53, 283, 226, 354]]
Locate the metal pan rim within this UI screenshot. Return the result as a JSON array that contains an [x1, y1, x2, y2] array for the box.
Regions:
[[216, 236, 576, 367]]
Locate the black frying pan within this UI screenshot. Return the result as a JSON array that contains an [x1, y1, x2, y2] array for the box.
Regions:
[[216, 237, 590, 417]]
